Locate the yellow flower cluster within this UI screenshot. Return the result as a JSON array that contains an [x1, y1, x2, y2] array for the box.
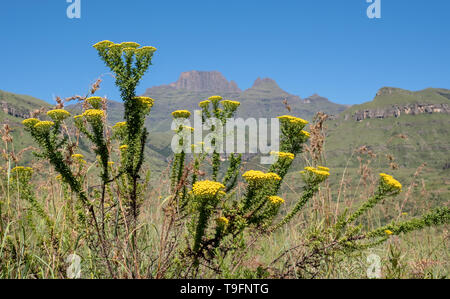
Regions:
[[120, 145, 129, 151], [34, 121, 55, 132], [22, 118, 40, 128], [268, 196, 285, 205], [47, 109, 71, 121], [209, 96, 223, 102], [303, 166, 330, 178], [300, 130, 310, 138], [277, 115, 309, 125], [172, 110, 191, 119], [86, 97, 103, 109], [192, 180, 226, 197], [134, 97, 154, 109], [113, 122, 127, 129], [221, 100, 241, 110], [216, 216, 229, 226], [93, 40, 114, 49], [11, 166, 33, 173], [94, 41, 157, 59], [83, 109, 105, 121], [120, 42, 141, 49], [270, 151, 295, 160], [136, 46, 157, 56], [379, 173, 402, 192], [242, 170, 281, 184], [385, 230, 394, 235], [199, 100, 210, 108]]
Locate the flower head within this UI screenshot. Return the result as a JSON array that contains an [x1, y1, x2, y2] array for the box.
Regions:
[[133, 97, 154, 111], [86, 97, 103, 109], [47, 109, 71, 121], [199, 100, 211, 108], [172, 110, 191, 119], [113, 122, 127, 130], [93, 40, 114, 50], [119, 42, 141, 49], [208, 96, 223, 104], [301, 166, 330, 184], [278, 115, 308, 125], [270, 151, 295, 161], [385, 230, 394, 236], [268, 196, 285, 205], [22, 118, 40, 129], [221, 100, 240, 111], [192, 180, 225, 198], [379, 173, 402, 193], [119, 145, 129, 151], [242, 170, 281, 185], [216, 216, 229, 226], [34, 121, 55, 132], [137, 46, 157, 54], [82, 109, 105, 122]]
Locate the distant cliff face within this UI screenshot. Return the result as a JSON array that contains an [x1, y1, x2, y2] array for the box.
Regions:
[[343, 87, 450, 121], [350, 103, 450, 121], [168, 71, 241, 93], [1, 101, 32, 119]]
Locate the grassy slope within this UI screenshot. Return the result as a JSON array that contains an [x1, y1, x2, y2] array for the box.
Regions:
[[343, 87, 450, 114], [322, 87, 450, 204], [0, 90, 52, 163]]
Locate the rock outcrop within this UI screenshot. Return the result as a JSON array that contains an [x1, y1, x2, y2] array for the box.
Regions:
[[168, 71, 241, 93], [352, 103, 450, 121], [0, 101, 32, 119]]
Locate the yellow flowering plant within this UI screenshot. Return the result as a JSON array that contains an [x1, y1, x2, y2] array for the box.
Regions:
[[20, 40, 158, 278]]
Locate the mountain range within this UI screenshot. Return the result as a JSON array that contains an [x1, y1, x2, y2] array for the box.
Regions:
[[139, 71, 347, 131], [1, 72, 449, 202]]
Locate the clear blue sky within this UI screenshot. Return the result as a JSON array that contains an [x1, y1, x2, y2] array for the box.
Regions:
[[0, 0, 449, 105]]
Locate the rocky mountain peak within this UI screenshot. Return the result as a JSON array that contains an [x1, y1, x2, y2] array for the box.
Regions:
[[303, 94, 329, 103], [376, 87, 406, 97], [251, 77, 279, 88], [168, 71, 241, 93]]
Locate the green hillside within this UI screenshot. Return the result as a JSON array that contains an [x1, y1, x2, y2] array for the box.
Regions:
[[0, 90, 52, 163], [343, 87, 450, 114], [321, 87, 450, 203]]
